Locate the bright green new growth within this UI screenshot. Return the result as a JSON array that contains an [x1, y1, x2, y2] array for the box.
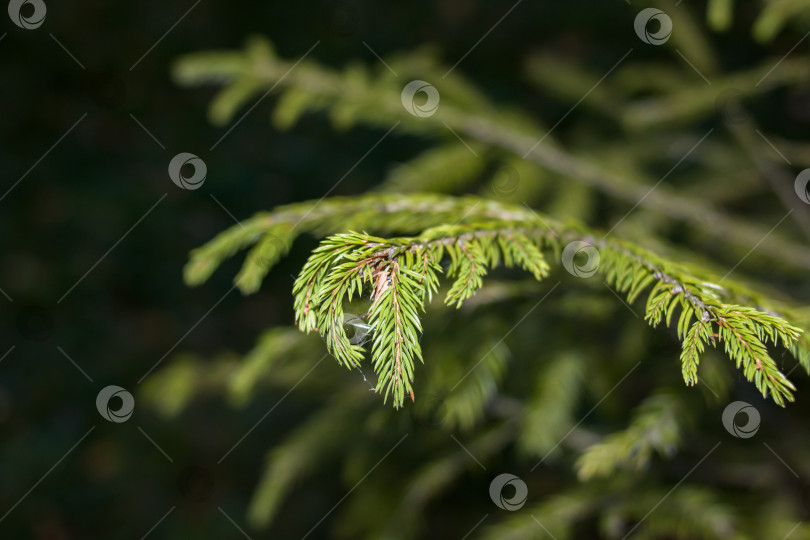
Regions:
[[184, 192, 808, 409], [172, 35, 810, 410], [142, 9, 810, 534], [292, 224, 547, 406]]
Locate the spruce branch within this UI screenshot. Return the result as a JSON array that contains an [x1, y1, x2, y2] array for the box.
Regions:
[[184, 192, 809, 408], [172, 37, 810, 270]]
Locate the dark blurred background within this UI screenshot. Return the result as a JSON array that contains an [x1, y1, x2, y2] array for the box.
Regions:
[[1, 0, 808, 538]]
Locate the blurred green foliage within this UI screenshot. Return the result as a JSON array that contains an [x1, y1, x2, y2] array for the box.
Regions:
[[3, 0, 810, 539]]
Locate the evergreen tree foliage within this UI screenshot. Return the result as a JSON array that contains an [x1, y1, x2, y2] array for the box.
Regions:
[[142, 2, 810, 538], [181, 191, 807, 409]]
